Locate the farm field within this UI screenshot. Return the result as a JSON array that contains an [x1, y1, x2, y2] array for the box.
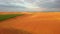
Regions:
[[0, 12, 60, 34]]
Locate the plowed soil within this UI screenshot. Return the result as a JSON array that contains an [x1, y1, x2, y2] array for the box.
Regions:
[[0, 12, 60, 34]]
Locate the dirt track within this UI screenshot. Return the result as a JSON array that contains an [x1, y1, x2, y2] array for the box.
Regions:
[[0, 12, 60, 34]]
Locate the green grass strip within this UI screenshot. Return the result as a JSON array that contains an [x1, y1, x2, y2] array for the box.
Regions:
[[0, 14, 23, 21]]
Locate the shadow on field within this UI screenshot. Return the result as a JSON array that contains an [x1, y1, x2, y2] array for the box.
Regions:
[[0, 28, 32, 34]]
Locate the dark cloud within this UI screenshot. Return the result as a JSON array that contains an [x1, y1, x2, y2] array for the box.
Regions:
[[0, 0, 60, 11], [39, 2, 60, 8]]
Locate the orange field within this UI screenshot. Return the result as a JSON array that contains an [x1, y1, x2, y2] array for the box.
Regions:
[[0, 12, 60, 34]]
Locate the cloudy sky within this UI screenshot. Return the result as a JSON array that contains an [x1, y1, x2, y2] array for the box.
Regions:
[[0, 0, 60, 11]]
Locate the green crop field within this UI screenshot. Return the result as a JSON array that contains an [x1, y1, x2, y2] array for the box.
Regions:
[[0, 14, 23, 21]]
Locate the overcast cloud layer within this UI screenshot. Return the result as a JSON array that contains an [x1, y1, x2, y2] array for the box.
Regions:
[[0, 0, 60, 11]]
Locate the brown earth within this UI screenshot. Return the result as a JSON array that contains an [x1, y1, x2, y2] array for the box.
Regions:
[[0, 12, 60, 34]]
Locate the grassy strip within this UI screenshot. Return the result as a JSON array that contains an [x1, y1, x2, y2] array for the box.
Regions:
[[0, 14, 23, 21]]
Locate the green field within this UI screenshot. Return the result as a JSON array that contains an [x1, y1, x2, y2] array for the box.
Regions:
[[0, 14, 23, 21]]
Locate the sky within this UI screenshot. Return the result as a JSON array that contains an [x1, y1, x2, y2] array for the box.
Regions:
[[0, 0, 60, 11]]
